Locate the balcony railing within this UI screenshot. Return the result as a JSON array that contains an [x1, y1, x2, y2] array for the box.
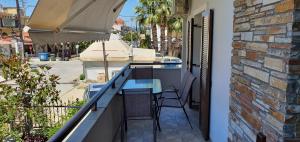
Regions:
[[49, 62, 188, 142]]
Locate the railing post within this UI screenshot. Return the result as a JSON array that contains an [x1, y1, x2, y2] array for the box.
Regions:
[[112, 82, 116, 88], [256, 132, 266, 142], [91, 102, 97, 111]]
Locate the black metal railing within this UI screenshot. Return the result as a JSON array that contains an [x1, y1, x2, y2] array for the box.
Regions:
[[33, 99, 82, 128], [48, 62, 181, 142]]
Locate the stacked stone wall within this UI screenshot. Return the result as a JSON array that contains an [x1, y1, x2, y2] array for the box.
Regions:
[[230, 0, 300, 141]]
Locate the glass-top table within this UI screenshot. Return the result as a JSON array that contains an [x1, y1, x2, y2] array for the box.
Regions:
[[122, 79, 162, 94]]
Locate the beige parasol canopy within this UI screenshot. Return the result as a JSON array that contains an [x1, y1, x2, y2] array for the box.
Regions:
[[28, 0, 126, 44], [80, 40, 156, 62]]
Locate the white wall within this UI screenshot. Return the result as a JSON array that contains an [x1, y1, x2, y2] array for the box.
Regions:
[[208, 0, 233, 142], [182, 0, 233, 141], [84, 61, 127, 81]]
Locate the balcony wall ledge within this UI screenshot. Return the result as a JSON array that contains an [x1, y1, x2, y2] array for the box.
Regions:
[[64, 108, 106, 142], [63, 68, 131, 142], [57, 65, 181, 142]]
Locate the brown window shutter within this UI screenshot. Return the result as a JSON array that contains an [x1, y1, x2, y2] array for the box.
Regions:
[[187, 21, 190, 70], [187, 19, 194, 71], [200, 9, 214, 141]]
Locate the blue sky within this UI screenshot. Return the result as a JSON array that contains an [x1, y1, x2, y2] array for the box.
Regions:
[[0, 0, 139, 27], [0, 0, 38, 16], [119, 0, 139, 27]]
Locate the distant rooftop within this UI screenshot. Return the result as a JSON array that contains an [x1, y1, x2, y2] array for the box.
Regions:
[[115, 18, 125, 26]]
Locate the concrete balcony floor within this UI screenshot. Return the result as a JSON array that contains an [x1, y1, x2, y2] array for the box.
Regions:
[[122, 106, 206, 142]]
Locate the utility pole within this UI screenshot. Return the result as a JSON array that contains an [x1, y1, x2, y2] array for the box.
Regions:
[[130, 18, 135, 61], [21, 0, 26, 15], [61, 43, 65, 61], [102, 41, 109, 82], [16, 0, 24, 59]]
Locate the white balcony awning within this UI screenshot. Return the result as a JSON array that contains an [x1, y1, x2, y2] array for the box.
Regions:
[[28, 0, 126, 44]]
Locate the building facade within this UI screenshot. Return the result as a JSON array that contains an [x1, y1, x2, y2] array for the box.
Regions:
[[0, 6, 27, 36], [178, 0, 300, 141], [0, 5, 32, 56]]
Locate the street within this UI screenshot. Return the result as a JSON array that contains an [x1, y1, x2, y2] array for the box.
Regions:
[[1, 59, 87, 102], [29, 59, 85, 102]]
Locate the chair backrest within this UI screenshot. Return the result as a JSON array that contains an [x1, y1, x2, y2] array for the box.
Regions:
[[179, 72, 196, 106], [122, 88, 153, 118], [132, 66, 153, 79], [178, 71, 190, 95]]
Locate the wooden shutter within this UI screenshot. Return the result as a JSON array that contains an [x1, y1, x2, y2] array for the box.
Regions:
[[189, 18, 194, 72], [188, 18, 195, 107], [187, 21, 190, 70], [187, 19, 194, 71], [199, 10, 214, 141]]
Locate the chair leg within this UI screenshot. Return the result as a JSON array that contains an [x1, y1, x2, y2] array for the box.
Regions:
[[153, 110, 157, 142], [158, 98, 165, 117], [182, 107, 193, 129], [121, 119, 125, 142], [151, 104, 157, 142], [123, 95, 128, 131], [124, 117, 128, 132], [154, 97, 161, 132]]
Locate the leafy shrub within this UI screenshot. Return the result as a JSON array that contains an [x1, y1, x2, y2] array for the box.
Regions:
[[122, 32, 139, 42], [45, 100, 86, 138], [0, 55, 60, 141], [78, 41, 94, 53], [80, 74, 85, 80]]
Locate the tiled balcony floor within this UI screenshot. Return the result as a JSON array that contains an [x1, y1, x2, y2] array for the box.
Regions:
[[124, 106, 206, 142]]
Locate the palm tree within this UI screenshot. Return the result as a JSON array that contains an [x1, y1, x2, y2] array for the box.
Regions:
[[135, 6, 147, 32], [167, 17, 183, 57], [135, 0, 159, 52], [156, 0, 172, 55], [135, 0, 183, 56]]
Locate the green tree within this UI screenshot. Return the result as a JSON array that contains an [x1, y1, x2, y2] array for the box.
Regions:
[[0, 55, 60, 141], [156, 0, 172, 55], [78, 41, 94, 53], [135, 7, 150, 49], [135, 0, 183, 56], [167, 17, 183, 57], [135, 0, 160, 51], [121, 32, 139, 43]]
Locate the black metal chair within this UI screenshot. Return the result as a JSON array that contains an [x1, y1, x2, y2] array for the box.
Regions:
[[132, 66, 153, 79], [122, 88, 157, 142], [164, 71, 190, 93], [158, 71, 196, 129], [131, 66, 162, 131]]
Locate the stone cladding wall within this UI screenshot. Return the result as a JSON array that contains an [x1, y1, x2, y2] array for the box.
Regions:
[[230, 0, 300, 141]]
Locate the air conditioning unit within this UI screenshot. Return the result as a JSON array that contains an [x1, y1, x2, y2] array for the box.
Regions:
[[171, 0, 189, 16]]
